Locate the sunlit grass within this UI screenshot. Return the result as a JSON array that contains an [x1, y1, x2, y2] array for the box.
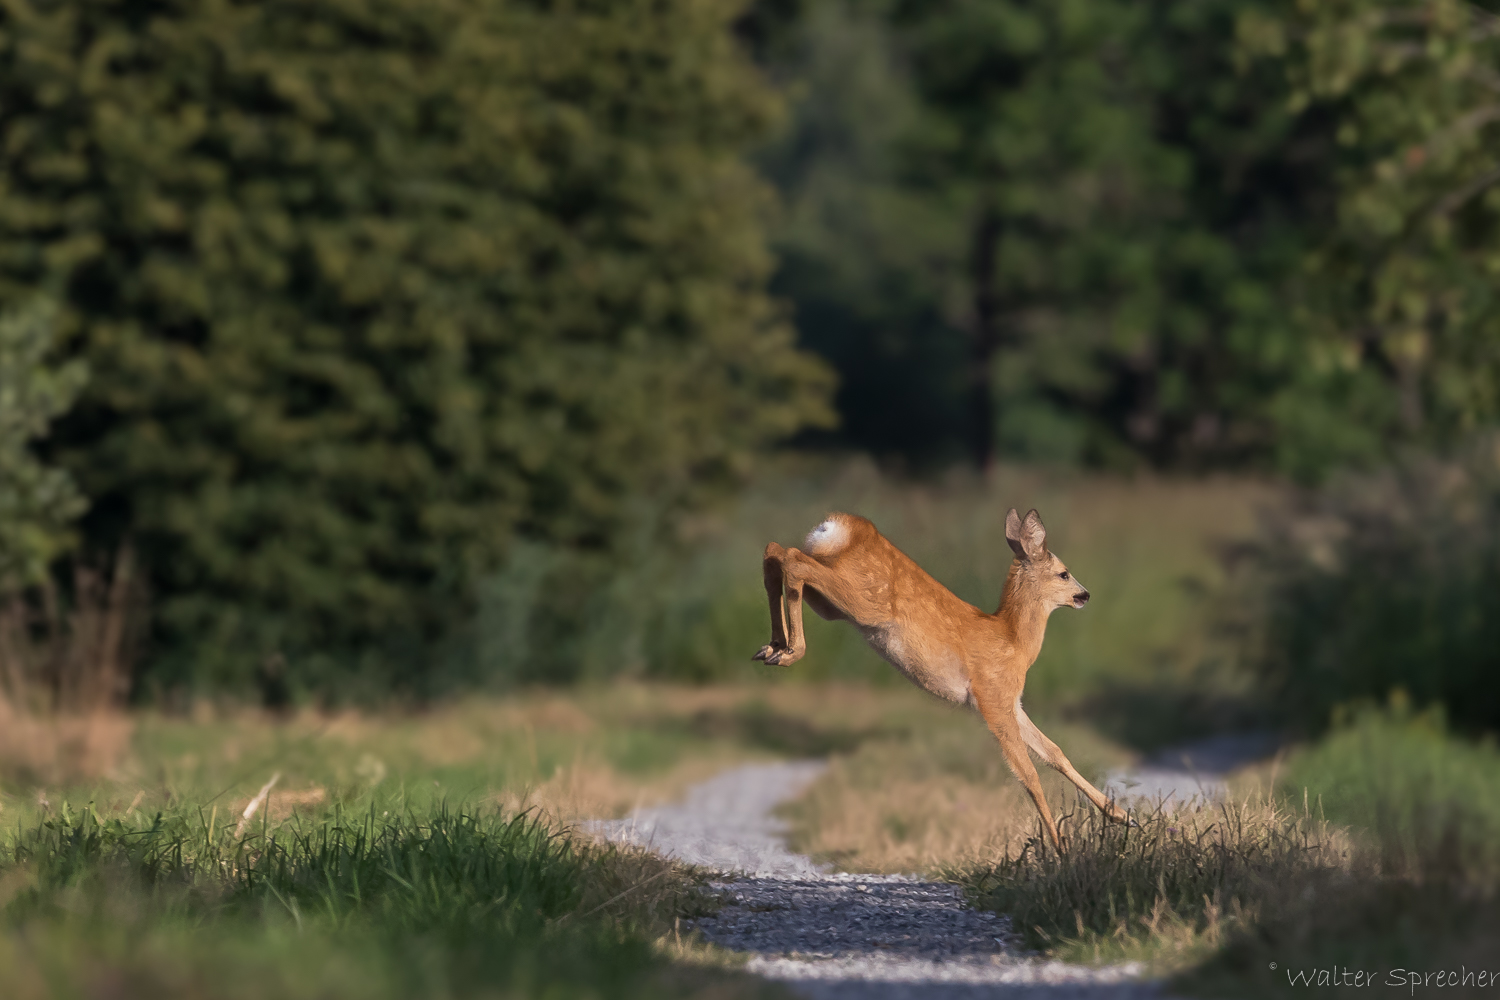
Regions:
[[675, 461, 1274, 711], [961, 791, 1350, 966], [942, 708, 1500, 994], [0, 798, 782, 1000], [782, 706, 1129, 874], [0, 681, 969, 834], [484, 458, 1276, 729]]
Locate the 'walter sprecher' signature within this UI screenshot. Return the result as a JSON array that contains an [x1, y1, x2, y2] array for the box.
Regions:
[[1280, 965, 1499, 995]]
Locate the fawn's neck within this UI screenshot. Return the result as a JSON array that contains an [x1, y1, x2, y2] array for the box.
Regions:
[[995, 561, 1051, 665]]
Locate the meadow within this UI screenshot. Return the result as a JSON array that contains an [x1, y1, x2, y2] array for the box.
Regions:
[[2, 464, 1497, 997]]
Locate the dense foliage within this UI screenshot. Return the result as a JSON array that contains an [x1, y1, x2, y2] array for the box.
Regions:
[[0, 0, 832, 694], [5, 0, 1500, 695], [0, 300, 85, 588], [755, 0, 1500, 475], [1236, 439, 1500, 736]]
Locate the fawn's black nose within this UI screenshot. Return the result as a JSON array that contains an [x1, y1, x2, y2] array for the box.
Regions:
[[1073, 590, 1090, 607]]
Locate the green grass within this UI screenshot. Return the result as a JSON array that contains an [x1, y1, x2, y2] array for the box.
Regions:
[[11, 461, 1492, 997], [0, 797, 779, 1000], [6, 682, 973, 1000], [964, 793, 1340, 967], [1276, 699, 1500, 880], [624, 460, 1273, 721], [956, 706, 1500, 995]]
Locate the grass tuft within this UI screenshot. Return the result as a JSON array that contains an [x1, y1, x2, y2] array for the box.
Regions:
[[961, 792, 1345, 965], [0, 800, 776, 1000], [956, 709, 1500, 993]]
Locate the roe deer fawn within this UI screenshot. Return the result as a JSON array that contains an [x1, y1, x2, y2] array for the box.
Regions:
[[753, 508, 1127, 852]]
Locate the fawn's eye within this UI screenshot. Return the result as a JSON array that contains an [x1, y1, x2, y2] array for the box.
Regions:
[[1059, 570, 1069, 580]]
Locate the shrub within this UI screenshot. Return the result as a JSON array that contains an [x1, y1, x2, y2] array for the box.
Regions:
[[1231, 439, 1500, 736], [0, 0, 833, 696], [1278, 701, 1500, 884]]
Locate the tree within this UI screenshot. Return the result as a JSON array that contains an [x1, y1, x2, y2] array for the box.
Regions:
[[0, 300, 86, 588], [757, 0, 1323, 470], [892, 0, 1338, 470], [758, 0, 1500, 477], [0, 0, 833, 694], [1244, 0, 1500, 477], [752, 0, 973, 467]]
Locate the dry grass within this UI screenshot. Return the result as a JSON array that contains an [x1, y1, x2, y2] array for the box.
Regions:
[[784, 740, 1062, 873], [227, 785, 328, 825], [498, 754, 747, 825], [783, 705, 1132, 874], [493, 682, 960, 825], [0, 546, 142, 715], [0, 698, 132, 787], [0, 681, 965, 834], [962, 789, 1357, 968]]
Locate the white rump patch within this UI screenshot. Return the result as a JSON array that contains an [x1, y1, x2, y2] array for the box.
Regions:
[[804, 517, 849, 555]]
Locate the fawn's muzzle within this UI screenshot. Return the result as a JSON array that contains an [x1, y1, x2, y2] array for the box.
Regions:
[[1072, 590, 1090, 608]]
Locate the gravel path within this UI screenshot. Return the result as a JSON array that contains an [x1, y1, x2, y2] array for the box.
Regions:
[[1102, 732, 1279, 805], [587, 761, 1176, 999]]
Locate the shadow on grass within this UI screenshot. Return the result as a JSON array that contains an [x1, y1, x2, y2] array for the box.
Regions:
[[1181, 879, 1500, 998]]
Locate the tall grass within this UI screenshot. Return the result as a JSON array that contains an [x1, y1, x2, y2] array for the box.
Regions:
[[963, 793, 1347, 966], [959, 706, 1500, 990], [475, 459, 1273, 721], [0, 800, 761, 1000], [1277, 702, 1500, 887]]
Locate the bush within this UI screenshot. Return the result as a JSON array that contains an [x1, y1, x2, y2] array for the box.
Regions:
[[1278, 701, 1500, 884], [0, 299, 85, 588], [0, 0, 833, 697], [1232, 439, 1500, 736]]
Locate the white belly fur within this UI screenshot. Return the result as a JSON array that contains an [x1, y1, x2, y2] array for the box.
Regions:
[[860, 624, 971, 705]]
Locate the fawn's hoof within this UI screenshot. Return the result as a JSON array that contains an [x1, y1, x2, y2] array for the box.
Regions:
[[751, 644, 803, 666]]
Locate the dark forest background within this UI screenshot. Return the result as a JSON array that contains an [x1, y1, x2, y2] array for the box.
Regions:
[[2, 0, 1499, 723]]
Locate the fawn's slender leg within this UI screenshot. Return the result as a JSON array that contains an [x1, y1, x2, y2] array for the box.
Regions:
[[756, 548, 816, 665], [973, 687, 1065, 853], [752, 547, 852, 667], [1017, 705, 1129, 824], [752, 543, 790, 663]]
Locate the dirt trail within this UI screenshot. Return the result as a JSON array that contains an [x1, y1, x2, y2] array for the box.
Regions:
[[588, 760, 1186, 999]]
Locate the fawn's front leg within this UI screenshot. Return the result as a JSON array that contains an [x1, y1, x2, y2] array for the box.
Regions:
[[1018, 705, 1130, 824], [972, 684, 1067, 853]]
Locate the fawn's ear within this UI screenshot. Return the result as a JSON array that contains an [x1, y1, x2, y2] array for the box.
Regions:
[[1005, 508, 1028, 559], [1006, 508, 1048, 561]]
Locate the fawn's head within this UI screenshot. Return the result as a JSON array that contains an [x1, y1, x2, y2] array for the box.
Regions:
[[1005, 508, 1090, 610]]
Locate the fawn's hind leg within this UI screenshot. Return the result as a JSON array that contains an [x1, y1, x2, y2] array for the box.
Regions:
[[753, 542, 792, 664], [752, 545, 849, 666], [753, 543, 815, 666]]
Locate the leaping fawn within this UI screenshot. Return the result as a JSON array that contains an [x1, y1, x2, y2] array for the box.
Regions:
[[753, 508, 1128, 852]]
